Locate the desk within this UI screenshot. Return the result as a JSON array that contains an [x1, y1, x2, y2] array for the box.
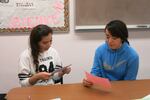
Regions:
[[6, 79, 150, 100]]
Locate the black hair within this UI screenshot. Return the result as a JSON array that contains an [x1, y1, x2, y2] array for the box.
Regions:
[[30, 24, 53, 72], [105, 20, 129, 44]]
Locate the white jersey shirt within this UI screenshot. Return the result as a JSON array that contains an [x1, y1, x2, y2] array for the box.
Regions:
[[18, 47, 62, 87]]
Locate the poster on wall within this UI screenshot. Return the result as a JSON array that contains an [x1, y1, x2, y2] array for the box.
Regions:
[[0, 0, 69, 32]]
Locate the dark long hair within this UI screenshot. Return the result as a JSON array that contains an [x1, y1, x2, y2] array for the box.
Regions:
[[105, 20, 129, 44], [30, 24, 53, 72]]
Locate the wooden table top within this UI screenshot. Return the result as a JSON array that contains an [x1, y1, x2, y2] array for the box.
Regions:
[[6, 79, 150, 100]]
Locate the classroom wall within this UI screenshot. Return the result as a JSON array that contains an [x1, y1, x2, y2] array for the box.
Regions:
[[0, 0, 150, 93]]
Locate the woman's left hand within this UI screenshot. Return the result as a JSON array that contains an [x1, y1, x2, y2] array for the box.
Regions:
[[58, 66, 71, 77], [63, 66, 71, 74]]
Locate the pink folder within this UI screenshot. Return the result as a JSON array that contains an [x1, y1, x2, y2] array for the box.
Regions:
[[85, 71, 111, 89]]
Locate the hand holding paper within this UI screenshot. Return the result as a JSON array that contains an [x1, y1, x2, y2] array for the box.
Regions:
[[85, 71, 111, 90], [52, 64, 71, 75]]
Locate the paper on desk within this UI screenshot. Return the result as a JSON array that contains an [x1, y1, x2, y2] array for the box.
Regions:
[[50, 97, 61, 100], [135, 94, 150, 100], [85, 71, 111, 89]]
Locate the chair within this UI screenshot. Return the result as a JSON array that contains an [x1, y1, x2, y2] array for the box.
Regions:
[[0, 93, 6, 100], [54, 77, 63, 84], [54, 65, 64, 84]]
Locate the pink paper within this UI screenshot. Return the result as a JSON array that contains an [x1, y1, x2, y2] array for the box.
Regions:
[[85, 71, 111, 89]]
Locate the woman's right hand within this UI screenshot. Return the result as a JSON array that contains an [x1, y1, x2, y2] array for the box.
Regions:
[[29, 72, 52, 85], [82, 78, 93, 87], [36, 72, 52, 81]]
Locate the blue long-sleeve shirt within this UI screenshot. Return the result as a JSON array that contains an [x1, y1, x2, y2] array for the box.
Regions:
[[91, 42, 139, 81]]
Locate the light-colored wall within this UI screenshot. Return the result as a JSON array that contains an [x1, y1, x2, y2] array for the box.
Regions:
[[0, 0, 150, 93]]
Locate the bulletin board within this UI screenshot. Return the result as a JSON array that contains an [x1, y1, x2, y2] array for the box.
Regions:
[[75, 0, 150, 30], [0, 0, 69, 32]]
